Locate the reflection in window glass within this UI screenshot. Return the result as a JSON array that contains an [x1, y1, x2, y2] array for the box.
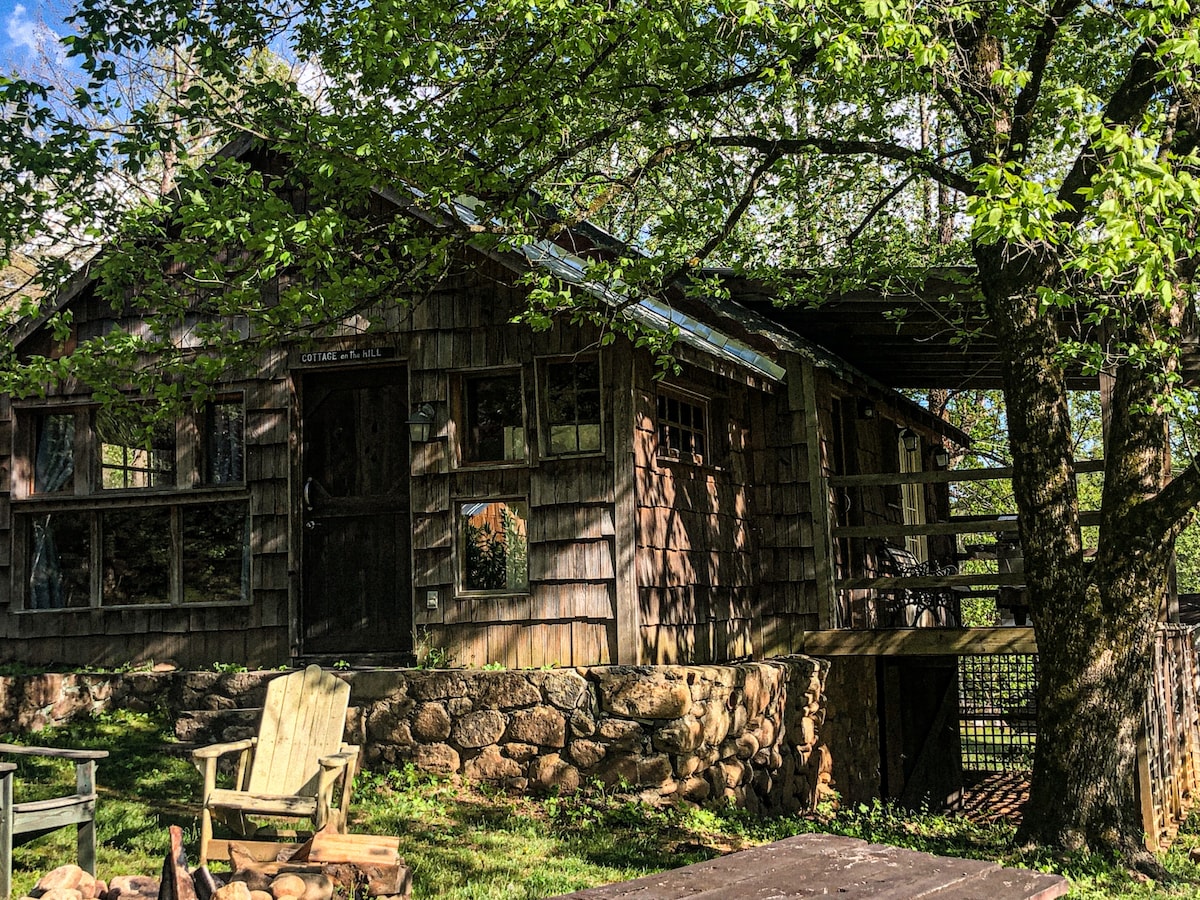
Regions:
[[96, 407, 176, 489], [34, 413, 75, 494], [460, 500, 529, 592], [102, 508, 171, 604], [183, 502, 249, 603], [545, 360, 601, 454], [204, 401, 245, 484], [29, 512, 90, 609], [464, 373, 524, 462]]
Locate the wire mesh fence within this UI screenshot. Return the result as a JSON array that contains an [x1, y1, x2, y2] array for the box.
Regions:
[[957, 654, 1038, 773]]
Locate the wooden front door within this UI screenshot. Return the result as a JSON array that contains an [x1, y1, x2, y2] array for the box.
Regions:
[[301, 367, 412, 656]]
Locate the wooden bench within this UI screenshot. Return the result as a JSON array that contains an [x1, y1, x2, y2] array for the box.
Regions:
[[1, 744, 109, 900], [549, 833, 1069, 899]]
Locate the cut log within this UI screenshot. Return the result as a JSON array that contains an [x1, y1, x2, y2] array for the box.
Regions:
[[308, 833, 400, 868], [226, 836, 410, 899], [159, 826, 198, 900], [191, 866, 221, 900]]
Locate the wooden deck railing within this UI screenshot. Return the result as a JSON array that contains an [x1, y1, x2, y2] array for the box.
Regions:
[[825, 459, 1105, 629], [1141, 624, 1200, 849]]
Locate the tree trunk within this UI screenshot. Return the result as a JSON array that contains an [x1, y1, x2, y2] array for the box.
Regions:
[[977, 245, 1163, 855]]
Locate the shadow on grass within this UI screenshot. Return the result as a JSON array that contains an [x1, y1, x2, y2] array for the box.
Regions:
[[3, 708, 200, 897]]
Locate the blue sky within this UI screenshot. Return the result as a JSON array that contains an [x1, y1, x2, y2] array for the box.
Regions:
[[0, 0, 65, 73]]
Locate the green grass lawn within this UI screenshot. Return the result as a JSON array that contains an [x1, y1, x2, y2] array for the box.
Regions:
[[6, 710, 1200, 898]]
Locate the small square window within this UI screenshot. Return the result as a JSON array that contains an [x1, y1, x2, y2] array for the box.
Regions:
[[543, 359, 602, 455], [96, 407, 176, 489], [656, 390, 708, 463], [459, 499, 529, 593], [462, 372, 525, 463]]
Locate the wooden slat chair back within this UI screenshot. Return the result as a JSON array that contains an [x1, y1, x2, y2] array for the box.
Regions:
[[194, 665, 358, 866], [0, 745, 108, 900], [245, 665, 350, 798]]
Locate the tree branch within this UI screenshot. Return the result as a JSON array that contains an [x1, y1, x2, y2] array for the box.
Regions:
[[706, 135, 975, 194], [1055, 35, 1167, 222], [666, 149, 782, 282], [1128, 457, 1200, 545], [1010, 0, 1087, 158], [518, 58, 811, 189]]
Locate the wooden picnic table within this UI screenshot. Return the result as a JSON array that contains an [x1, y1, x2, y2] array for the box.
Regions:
[[548, 832, 1070, 899]]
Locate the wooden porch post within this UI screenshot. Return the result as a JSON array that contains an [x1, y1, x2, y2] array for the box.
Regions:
[[794, 357, 838, 630]]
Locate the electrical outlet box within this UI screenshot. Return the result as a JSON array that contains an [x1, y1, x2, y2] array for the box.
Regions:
[[425, 590, 439, 610]]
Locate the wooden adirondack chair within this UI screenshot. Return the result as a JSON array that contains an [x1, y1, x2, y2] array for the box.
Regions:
[[194, 665, 359, 866], [0, 745, 108, 900]]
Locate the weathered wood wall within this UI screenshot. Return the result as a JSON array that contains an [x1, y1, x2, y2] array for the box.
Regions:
[[395, 259, 616, 668], [630, 349, 825, 663], [810, 369, 952, 629]]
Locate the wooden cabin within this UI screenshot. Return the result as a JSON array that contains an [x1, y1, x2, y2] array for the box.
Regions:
[[0, 252, 966, 672], [0, 145, 968, 674]]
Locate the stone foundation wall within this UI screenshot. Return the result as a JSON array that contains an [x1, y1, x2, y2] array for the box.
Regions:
[[0, 656, 830, 814]]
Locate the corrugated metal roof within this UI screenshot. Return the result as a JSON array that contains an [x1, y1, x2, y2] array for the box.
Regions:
[[448, 196, 787, 382]]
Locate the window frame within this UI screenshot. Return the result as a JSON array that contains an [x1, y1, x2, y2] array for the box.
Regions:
[[452, 367, 529, 468], [536, 354, 604, 458], [454, 496, 531, 598], [655, 385, 711, 466], [12, 396, 252, 611]]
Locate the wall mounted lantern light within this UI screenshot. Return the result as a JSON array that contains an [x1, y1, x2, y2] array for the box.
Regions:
[[407, 403, 437, 443], [899, 428, 920, 453], [856, 398, 877, 419], [933, 448, 951, 468]]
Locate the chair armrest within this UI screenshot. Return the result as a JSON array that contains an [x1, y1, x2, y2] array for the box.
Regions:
[[192, 739, 256, 760], [0, 762, 15, 774], [317, 750, 356, 771], [0, 744, 109, 761]]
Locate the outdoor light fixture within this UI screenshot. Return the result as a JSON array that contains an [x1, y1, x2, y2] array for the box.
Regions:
[[899, 428, 920, 453], [933, 448, 951, 468], [407, 403, 436, 443], [856, 398, 877, 419]]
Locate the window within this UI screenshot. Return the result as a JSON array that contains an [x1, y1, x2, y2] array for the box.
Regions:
[[461, 372, 525, 464], [17, 397, 250, 610], [96, 406, 176, 489], [204, 400, 245, 484], [656, 389, 708, 463], [899, 433, 928, 562], [34, 413, 76, 495], [29, 511, 89, 610], [542, 358, 602, 455], [459, 499, 529, 593]]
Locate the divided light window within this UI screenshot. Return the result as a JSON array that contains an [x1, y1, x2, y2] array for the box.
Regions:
[[461, 371, 525, 464], [542, 357, 602, 455], [20, 398, 249, 610], [96, 406, 176, 489], [656, 389, 708, 464]]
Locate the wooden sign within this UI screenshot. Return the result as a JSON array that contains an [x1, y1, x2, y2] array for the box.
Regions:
[[295, 347, 396, 366]]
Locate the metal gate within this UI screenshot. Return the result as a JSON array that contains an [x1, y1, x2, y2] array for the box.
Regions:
[[957, 654, 1039, 772]]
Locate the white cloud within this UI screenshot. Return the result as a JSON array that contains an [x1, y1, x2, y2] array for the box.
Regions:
[[5, 4, 40, 55], [5, 3, 64, 62]]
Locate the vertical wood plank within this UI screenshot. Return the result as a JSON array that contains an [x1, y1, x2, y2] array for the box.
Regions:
[[611, 346, 640, 664]]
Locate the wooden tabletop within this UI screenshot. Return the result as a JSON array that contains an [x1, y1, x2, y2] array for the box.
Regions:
[[549, 833, 1070, 899]]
